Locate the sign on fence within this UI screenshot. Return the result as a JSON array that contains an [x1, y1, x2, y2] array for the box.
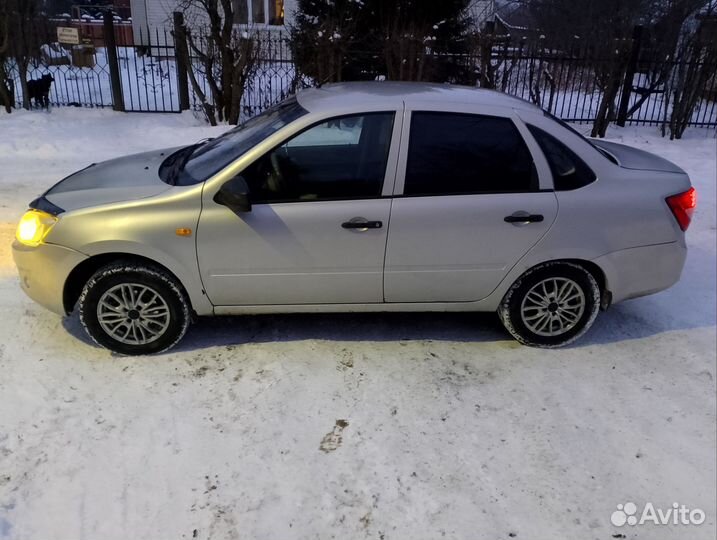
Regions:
[[57, 27, 80, 45]]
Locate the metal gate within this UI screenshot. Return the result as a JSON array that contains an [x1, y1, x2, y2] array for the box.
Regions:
[[105, 15, 182, 113]]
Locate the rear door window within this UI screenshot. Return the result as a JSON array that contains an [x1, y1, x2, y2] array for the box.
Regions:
[[404, 112, 537, 196]]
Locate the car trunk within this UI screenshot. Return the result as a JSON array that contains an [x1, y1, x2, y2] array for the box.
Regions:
[[591, 140, 686, 174]]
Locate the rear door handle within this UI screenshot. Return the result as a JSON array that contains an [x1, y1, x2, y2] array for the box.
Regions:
[[342, 219, 383, 230], [504, 212, 544, 224]]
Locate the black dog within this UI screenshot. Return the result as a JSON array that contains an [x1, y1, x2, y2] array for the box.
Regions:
[[0, 79, 13, 113], [27, 74, 54, 109]]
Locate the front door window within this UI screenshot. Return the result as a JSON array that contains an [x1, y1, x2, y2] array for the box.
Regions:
[[240, 112, 395, 203]]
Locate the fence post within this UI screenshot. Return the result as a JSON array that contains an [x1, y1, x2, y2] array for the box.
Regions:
[[103, 10, 125, 112], [173, 12, 191, 111], [616, 25, 643, 127]]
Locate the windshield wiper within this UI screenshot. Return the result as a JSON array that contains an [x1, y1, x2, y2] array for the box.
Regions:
[[167, 138, 217, 185], [165, 144, 201, 186]]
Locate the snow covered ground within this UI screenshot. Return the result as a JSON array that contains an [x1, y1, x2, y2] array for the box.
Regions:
[[0, 109, 715, 540]]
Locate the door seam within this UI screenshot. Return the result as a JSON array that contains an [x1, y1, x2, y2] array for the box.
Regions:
[[381, 100, 405, 302]]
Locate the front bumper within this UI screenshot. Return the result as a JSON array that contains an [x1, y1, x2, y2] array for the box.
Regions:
[[12, 240, 88, 315]]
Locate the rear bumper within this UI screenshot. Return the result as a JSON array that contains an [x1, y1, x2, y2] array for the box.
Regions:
[[593, 241, 686, 304], [12, 240, 88, 315]]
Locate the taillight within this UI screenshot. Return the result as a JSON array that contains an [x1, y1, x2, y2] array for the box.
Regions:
[[666, 187, 697, 231]]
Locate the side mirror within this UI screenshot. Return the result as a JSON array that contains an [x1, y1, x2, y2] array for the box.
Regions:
[[214, 176, 251, 214]]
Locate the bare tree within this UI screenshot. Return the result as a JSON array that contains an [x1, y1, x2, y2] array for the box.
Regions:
[[518, 0, 713, 135], [4, 0, 43, 110], [0, 2, 14, 113], [615, 1, 710, 124], [175, 0, 261, 125], [590, 38, 633, 137], [521, 0, 643, 136], [666, 1, 717, 138]]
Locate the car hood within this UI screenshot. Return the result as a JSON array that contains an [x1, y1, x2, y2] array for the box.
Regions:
[[42, 148, 180, 212], [591, 140, 685, 174]]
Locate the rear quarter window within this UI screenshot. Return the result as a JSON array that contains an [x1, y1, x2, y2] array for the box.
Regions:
[[527, 124, 596, 191]]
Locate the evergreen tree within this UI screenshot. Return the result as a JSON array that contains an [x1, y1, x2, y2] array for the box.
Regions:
[[290, 0, 473, 83]]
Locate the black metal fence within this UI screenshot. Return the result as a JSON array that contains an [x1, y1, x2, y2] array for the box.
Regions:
[[3, 15, 716, 131], [2, 14, 296, 118], [475, 26, 717, 128], [174, 23, 297, 119]]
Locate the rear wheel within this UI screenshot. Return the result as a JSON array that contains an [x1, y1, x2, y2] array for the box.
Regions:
[[79, 263, 190, 355], [498, 261, 600, 347]]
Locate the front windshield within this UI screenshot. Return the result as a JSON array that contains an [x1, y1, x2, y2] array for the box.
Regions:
[[164, 97, 307, 186]]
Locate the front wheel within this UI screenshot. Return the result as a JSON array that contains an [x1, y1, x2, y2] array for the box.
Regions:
[[498, 262, 600, 348], [79, 262, 190, 355]]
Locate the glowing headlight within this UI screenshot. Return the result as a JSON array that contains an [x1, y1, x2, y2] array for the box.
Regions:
[[16, 210, 58, 247]]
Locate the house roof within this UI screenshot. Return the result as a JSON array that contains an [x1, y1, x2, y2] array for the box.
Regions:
[[493, 2, 537, 32], [296, 81, 537, 112]]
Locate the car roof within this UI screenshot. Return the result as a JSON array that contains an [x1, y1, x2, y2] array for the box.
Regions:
[[295, 81, 539, 113]]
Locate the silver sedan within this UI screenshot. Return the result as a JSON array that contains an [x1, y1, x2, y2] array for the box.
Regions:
[[12, 82, 696, 354]]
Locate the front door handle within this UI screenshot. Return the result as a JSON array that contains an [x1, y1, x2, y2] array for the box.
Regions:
[[341, 218, 383, 231], [504, 212, 544, 225]]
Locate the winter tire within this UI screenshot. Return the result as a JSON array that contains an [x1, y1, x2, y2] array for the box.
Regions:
[[79, 262, 190, 355], [498, 261, 600, 348]]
